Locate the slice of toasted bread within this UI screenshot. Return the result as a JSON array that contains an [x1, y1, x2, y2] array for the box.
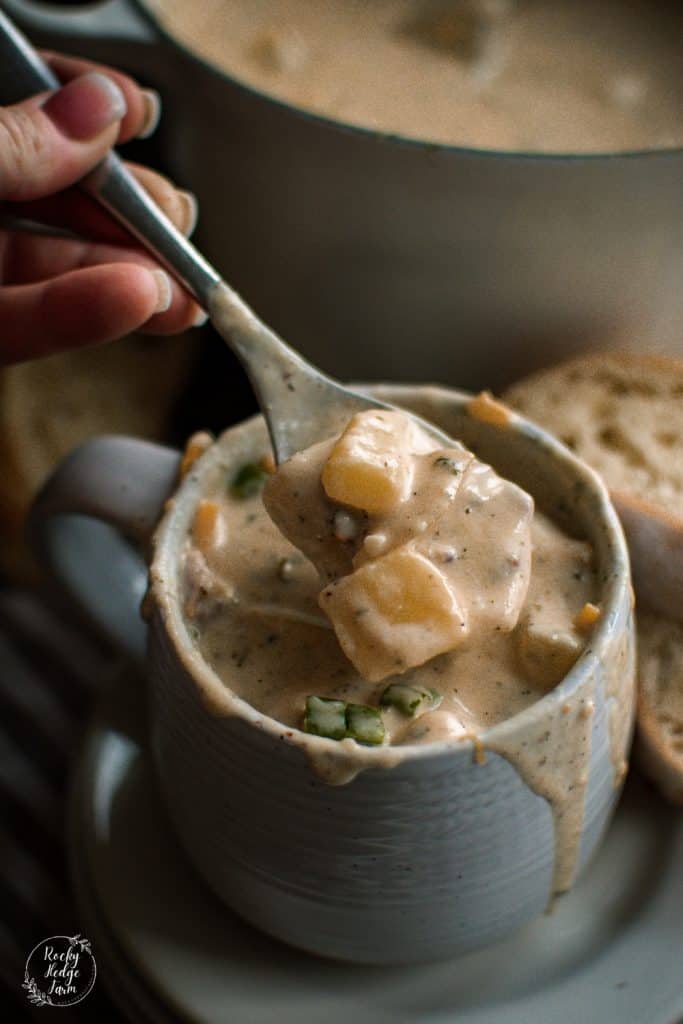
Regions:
[[636, 612, 683, 806], [503, 351, 683, 804], [503, 351, 683, 622], [0, 332, 199, 580]]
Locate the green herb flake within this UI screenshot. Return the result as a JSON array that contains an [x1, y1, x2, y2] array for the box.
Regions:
[[303, 696, 347, 740], [230, 462, 269, 499], [345, 704, 385, 746], [380, 683, 442, 717]]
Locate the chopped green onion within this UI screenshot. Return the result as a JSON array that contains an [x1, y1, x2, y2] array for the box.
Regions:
[[380, 682, 442, 717], [303, 696, 347, 740], [230, 462, 269, 499], [302, 697, 386, 745], [345, 704, 385, 746]]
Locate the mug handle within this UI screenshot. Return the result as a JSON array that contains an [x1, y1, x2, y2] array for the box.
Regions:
[[28, 436, 180, 663], [0, 0, 158, 45]]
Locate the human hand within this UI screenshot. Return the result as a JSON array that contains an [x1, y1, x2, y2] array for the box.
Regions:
[[0, 52, 205, 365]]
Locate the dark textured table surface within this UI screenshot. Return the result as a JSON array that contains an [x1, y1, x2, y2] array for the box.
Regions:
[[0, 585, 135, 1020]]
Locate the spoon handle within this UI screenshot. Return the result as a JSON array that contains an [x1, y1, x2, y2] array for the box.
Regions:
[[0, 8, 221, 307], [0, 9, 407, 465], [84, 154, 221, 306]]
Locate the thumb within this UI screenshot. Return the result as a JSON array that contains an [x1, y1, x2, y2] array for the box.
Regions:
[[0, 72, 127, 202]]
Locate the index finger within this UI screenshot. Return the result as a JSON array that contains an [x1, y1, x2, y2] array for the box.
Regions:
[[41, 50, 160, 143]]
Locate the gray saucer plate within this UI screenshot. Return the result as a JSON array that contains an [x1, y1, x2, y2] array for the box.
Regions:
[[69, 669, 683, 1024], [69, 734, 177, 1024]]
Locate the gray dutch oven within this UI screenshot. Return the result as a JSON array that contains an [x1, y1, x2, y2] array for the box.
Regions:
[[3, 0, 682, 388]]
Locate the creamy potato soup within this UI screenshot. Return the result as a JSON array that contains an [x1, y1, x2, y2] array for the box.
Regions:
[[180, 401, 599, 750], [147, 0, 683, 151]]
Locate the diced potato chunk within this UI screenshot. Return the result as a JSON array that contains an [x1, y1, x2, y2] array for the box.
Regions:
[[466, 391, 514, 427], [321, 410, 419, 515], [192, 499, 226, 554], [319, 544, 468, 681], [516, 618, 583, 690], [574, 602, 601, 632], [180, 431, 214, 479]]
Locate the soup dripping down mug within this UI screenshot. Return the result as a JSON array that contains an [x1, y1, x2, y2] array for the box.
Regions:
[[28, 384, 636, 964]]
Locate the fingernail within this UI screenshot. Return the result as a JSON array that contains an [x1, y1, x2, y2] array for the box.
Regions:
[[192, 307, 209, 327], [45, 72, 127, 141], [178, 190, 198, 236], [138, 89, 161, 139], [151, 269, 172, 313]]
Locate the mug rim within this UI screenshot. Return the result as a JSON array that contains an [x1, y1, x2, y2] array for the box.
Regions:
[[149, 383, 631, 767]]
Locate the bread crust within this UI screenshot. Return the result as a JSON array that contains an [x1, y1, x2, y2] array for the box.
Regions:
[[612, 491, 683, 623], [636, 700, 683, 806], [505, 350, 683, 805], [504, 348, 683, 394], [635, 613, 683, 806]]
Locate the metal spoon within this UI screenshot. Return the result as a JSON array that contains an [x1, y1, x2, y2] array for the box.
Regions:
[[0, 11, 453, 462]]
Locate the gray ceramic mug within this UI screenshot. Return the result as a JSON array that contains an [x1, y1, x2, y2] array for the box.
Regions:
[[3, 0, 683, 388], [29, 385, 635, 964]]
